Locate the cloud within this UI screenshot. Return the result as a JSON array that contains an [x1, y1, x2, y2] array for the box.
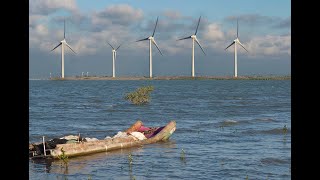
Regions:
[[29, 22, 52, 51], [29, 15, 48, 28], [192, 21, 234, 54], [156, 20, 187, 34], [273, 17, 291, 29], [92, 4, 143, 27], [225, 14, 290, 30], [203, 23, 225, 41], [246, 34, 291, 57], [225, 14, 275, 26], [29, 0, 78, 15], [163, 10, 182, 19], [34, 24, 49, 36], [71, 37, 97, 55]]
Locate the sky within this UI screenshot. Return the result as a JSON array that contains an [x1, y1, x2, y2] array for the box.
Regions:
[[29, 0, 291, 78]]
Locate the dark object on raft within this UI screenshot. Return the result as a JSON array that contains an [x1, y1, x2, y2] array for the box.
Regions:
[[29, 120, 176, 160]]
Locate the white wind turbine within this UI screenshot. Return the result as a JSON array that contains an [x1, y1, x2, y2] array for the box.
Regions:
[[136, 17, 163, 78], [107, 42, 123, 78], [51, 19, 76, 79], [177, 16, 206, 77], [225, 19, 248, 77]]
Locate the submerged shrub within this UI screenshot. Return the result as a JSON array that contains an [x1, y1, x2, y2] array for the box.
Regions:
[[124, 86, 154, 105]]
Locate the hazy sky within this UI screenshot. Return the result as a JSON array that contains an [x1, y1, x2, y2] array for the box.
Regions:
[[29, 0, 291, 78]]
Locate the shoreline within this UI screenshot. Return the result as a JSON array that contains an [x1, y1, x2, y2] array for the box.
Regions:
[[45, 75, 291, 81]]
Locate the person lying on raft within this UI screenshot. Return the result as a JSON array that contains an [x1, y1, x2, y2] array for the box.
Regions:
[[136, 125, 165, 138]]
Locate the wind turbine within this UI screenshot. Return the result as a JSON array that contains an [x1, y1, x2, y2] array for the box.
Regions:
[[107, 42, 122, 78], [51, 19, 76, 79], [225, 19, 248, 77], [136, 17, 163, 78], [177, 16, 206, 77]]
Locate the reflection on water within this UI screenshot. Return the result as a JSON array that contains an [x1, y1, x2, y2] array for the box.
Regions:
[[30, 140, 177, 176]]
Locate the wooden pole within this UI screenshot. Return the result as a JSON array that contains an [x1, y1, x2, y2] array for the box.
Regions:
[[42, 136, 46, 156]]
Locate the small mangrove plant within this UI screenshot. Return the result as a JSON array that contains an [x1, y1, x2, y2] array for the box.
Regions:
[[124, 86, 154, 105], [127, 152, 136, 180], [282, 125, 288, 135], [128, 152, 133, 166], [180, 148, 186, 163], [58, 147, 69, 167]]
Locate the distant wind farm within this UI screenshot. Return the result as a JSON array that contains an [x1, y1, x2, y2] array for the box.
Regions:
[[48, 17, 286, 80]]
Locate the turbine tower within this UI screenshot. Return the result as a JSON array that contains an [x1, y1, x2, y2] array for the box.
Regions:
[[51, 19, 76, 79], [225, 19, 248, 77], [136, 17, 163, 78], [107, 42, 122, 78], [177, 16, 206, 77]]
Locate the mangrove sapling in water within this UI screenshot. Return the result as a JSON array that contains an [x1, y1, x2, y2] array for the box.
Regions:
[[128, 152, 133, 165], [180, 149, 186, 162], [87, 175, 92, 180], [219, 125, 225, 130], [282, 125, 288, 135], [57, 147, 69, 167], [128, 152, 133, 172], [127, 152, 136, 180], [282, 125, 288, 145]]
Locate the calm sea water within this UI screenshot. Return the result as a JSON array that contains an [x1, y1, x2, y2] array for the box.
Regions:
[[29, 80, 291, 180]]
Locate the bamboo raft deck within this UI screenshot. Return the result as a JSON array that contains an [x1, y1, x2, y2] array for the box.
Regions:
[[29, 120, 176, 160]]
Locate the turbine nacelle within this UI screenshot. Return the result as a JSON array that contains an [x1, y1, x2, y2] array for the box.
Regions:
[[191, 35, 196, 39], [112, 49, 116, 53], [148, 36, 154, 40]]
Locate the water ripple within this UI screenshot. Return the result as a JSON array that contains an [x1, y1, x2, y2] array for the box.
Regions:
[[29, 80, 291, 179]]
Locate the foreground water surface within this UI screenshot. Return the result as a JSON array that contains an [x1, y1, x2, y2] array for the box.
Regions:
[[29, 80, 291, 179]]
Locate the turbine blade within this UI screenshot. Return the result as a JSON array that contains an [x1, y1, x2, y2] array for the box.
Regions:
[[64, 19, 66, 39], [194, 38, 206, 55], [237, 41, 248, 52], [225, 41, 235, 50], [65, 42, 76, 54], [136, 37, 149, 42], [177, 36, 192, 41], [116, 43, 123, 51], [152, 17, 159, 37], [152, 39, 163, 56], [51, 42, 62, 51], [107, 42, 115, 49], [195, 16, 201, 35], [237, 19, 239, 38]]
